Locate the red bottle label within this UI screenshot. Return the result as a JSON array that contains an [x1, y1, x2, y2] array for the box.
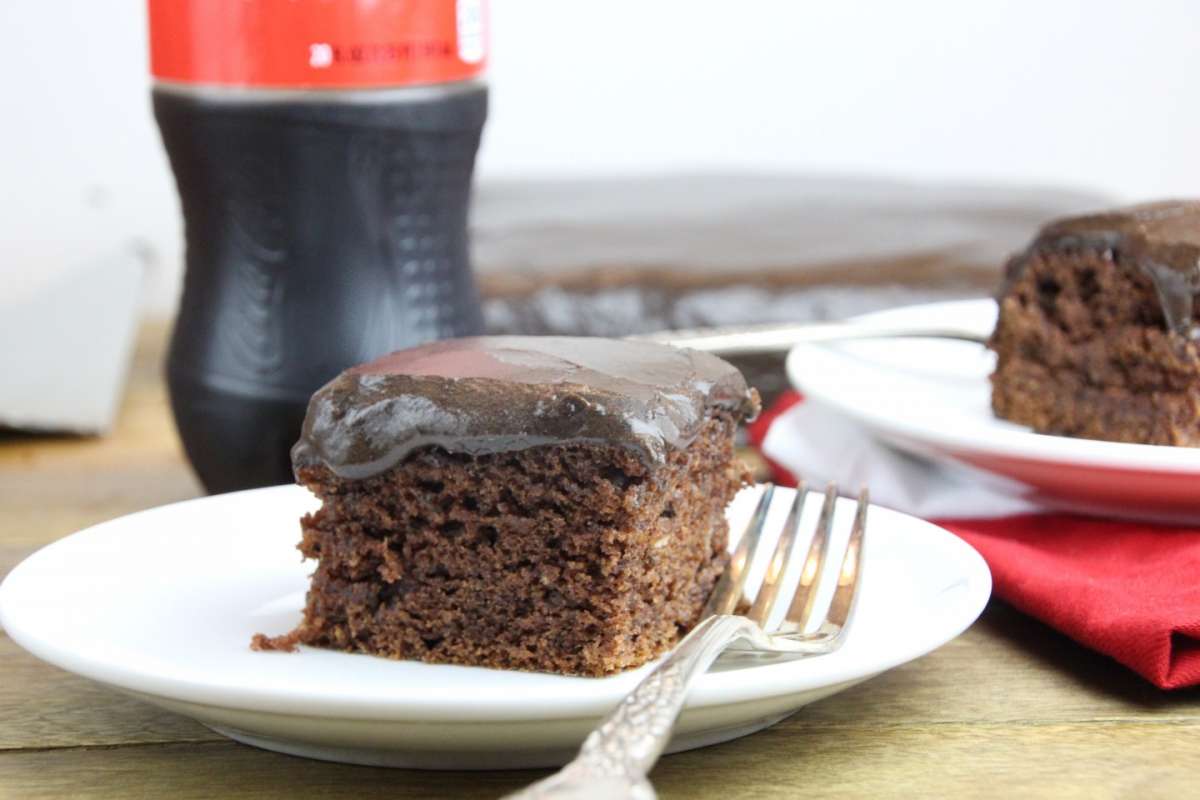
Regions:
[[148, 0, 487, 88]]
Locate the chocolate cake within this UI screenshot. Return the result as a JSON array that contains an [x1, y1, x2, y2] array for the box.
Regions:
[[256, 336, 759, 676], [473, 175, 1107, 402], [989, 201, 1200, 445]]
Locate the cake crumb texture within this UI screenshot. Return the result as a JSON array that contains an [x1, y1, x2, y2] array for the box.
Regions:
[[990, 244, 1200, 446]]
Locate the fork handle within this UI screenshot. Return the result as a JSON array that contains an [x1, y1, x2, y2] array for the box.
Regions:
[[507, 615, 764, 800]]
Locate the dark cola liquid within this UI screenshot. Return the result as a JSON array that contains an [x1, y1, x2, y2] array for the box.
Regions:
[[154, 84, 487, 493]]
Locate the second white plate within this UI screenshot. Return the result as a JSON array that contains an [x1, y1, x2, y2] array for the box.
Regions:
[[786, 299, 1200, 524]]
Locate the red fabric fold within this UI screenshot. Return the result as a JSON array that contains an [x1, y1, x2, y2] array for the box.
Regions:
[[750, 391, 1200, 690]]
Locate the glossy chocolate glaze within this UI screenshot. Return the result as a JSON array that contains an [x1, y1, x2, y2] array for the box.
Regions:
[[292, 336, 760, 480], [1007, 200, 1200, 337]]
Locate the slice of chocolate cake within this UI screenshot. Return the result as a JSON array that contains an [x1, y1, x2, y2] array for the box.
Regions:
[[257, 336, 759, 676], [989, 201, 1200, 445]]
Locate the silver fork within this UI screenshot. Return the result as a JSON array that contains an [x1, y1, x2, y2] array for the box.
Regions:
[[631, 318, 990, 356], [506, 483, 869, 800]]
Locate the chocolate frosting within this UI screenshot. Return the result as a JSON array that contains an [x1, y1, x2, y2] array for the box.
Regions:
[[292, 336, 760, 480], [1010, 200, 1200, 337]]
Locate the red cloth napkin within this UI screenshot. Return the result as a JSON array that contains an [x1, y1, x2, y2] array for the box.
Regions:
[[749, 391, 1200, 690]]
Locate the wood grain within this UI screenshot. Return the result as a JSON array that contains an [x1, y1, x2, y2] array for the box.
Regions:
[[2, 721, 1198, 800], [2, 321, 1198, 798], [0, 634, 219, 751]]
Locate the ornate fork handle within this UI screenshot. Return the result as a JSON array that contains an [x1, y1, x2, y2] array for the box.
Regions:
[[508, 484, 869, 800], [508, 615, 764, 800]]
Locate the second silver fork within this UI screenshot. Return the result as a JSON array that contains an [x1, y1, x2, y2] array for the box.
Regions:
[[507, 482, 869, 800]]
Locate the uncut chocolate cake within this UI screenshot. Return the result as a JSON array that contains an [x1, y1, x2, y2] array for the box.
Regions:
[[990, 201, 1200, 445], [255, 336, 759, 676], [474, 175, 1107, 404]]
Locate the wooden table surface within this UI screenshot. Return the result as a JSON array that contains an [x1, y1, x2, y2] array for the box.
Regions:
[[2, 322, 1199, 799]]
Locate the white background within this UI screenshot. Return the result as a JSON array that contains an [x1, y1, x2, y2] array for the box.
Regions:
[[2, 1, 1198, 312]]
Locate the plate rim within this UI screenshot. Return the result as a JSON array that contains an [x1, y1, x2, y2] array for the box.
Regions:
[[0, 484, 991, 723], [786, 298, 1200, 476]]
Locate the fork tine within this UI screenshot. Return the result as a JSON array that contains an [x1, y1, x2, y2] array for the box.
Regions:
[[817, 489, 869, 636], [702, 484, 775, 617], [778, 483, 838, 634], [746, 482, 807, 627]]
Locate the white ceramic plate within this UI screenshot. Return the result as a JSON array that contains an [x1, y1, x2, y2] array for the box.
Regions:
[[787, 299, 1200, 524], [0, 484, 989, 769]]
